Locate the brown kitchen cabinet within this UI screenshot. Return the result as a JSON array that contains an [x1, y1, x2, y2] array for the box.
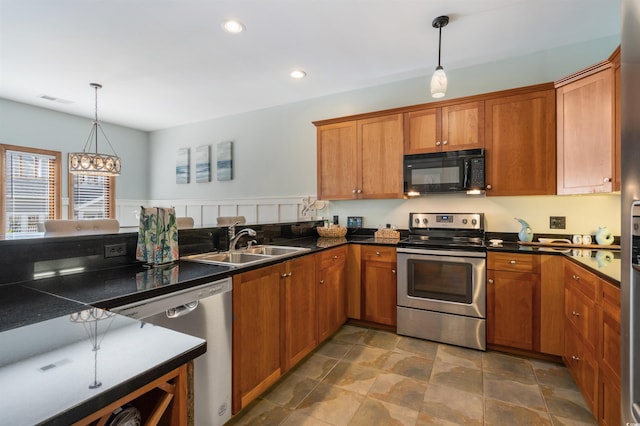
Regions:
[[539, 255, 565, 356], [563, 258, 621, 423], [611, 47, 621, 192], [317, 246, 347, 343], [556, 64, 615, 194], [315, 113, 404, 200], [281, 255, 318, 372], [487, 252, 540, 350], [484, 85, 556, 196], [346, 243, 362, 320], [403, 101, 484, 154], [232, 264, 282, 414], [598, 279, 621, 426], [563, 261, 598, 417], [361, 245, 397, 326]]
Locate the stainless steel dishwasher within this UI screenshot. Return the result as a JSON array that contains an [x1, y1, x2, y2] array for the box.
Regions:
[[113, 277, 232, 426]]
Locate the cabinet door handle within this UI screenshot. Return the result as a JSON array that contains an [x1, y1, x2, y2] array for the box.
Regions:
[[443, 140, 448, 145], [352, 189, 357, 193], [375, 251, 380, 256], [391, 269, 396, 274], [572, 274, 580, 281], [357, 189, 362, 194], [282, 273, 288, 278], [486, 184, 492, 190], [436, 141, 441, 146], [488, 279, 494, 284], [288, 272, 292, 277], [509, 260, 516, 264], [332, 255, 338, 259], [571, 355, 580, 361], [319, 279, 324, 284], [572, 311, 581, 317], [604, 177, 611, 183]]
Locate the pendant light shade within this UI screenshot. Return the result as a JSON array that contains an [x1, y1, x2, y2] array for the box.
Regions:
[[69, 83, 121, 176], [430, 15, 449, 99]]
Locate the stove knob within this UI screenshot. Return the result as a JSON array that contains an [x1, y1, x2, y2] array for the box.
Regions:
[[422, 218, 428, 225], [414, 218, 420, 224], [462, 219, 468, 225], [472, 219, 477, 226]]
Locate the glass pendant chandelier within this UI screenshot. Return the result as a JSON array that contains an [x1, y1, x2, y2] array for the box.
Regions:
[[430, 15, 449, 99], [69, 83, 121, 176]]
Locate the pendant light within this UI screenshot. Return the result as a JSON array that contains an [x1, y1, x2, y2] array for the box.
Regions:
[[69, 83, 121, 176], [430, 15, 449, 99]]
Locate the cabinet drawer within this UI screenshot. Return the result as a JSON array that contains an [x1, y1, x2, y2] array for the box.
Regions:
[[565, 286, 597, 349], [361, 246, 396, 262], [564, 260, 599, 300], [564, 326, 598, 415], [488, 252, 538, 273], [318, 246, 347, 269]]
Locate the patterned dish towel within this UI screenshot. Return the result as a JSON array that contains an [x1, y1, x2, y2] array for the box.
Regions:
[[136, 207, 179, 265]]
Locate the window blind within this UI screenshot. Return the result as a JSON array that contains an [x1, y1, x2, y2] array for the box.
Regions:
[[71, 174, 114, 219], [4, 149, 58, 233]]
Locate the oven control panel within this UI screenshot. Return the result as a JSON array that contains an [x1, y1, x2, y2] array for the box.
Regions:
[[409, 213, 484, 230]]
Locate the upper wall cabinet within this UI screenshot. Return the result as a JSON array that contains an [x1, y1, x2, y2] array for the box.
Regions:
[[316, 114, 404, 200], [556, 61, 615, 195], [404, 101, 485, 154], [612, 47, 621, 192], [484, 86, 557, 196]]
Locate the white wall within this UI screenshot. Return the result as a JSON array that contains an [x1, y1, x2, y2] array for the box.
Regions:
[[148, 36, 621, 234], [324, 193, 621, 236], [0, 98, 150, 201]]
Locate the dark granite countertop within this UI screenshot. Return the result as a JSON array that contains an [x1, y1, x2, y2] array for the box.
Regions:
[[485, 241, 620, 285], [0, 304, 205, 425], [1, 229, 620, 424]]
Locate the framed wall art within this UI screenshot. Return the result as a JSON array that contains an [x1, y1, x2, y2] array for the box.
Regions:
[[195, 145, 211, 183], [217, 141, 233, 181], [176, 147, 190, 184]]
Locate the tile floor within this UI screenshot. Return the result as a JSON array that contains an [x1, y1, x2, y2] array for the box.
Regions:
[[228, 324, 597, 426]]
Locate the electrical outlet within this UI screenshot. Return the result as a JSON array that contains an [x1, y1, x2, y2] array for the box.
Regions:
[[549, 216, 566, 229], [104, 243, 127, 258]]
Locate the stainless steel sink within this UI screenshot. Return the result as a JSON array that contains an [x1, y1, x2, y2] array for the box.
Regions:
[[181, 245, 310, 267], [244, 245, 309, 256], [182, 251, 272, 266]]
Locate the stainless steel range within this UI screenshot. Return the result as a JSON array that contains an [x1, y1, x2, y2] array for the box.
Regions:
[[397, 212, 486, 350]]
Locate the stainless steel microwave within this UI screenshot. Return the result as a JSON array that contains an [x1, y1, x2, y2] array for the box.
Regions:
[[403, 148, 485, 195]]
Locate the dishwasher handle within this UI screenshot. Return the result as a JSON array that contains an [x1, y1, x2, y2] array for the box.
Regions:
[[166, 301, 199, 319]]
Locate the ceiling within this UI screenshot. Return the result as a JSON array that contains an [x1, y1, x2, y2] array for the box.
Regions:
[[0, 0, 620, 132]]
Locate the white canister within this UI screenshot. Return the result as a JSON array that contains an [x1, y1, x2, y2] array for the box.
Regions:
[[572, 235, 582, 245], [582, 234, 592, 245]]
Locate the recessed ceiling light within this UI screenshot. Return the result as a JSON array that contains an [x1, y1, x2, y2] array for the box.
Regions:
[[222, 19, 245, 34], [290, 70, 307, 79]]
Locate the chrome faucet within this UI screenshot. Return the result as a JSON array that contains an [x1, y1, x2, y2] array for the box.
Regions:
[[229, 228, 257, 251]]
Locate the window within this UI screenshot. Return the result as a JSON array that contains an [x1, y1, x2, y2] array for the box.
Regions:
[[69, 173, 115, 220], [1, 144, 61, 234]]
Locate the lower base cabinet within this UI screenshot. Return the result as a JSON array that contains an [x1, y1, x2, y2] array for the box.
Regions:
[[281, 255, 318, 372], [361, 245, 397, 326], [232, 249, 347, 414], [317, 246, 347, 342], [487, 252, 539, 351], [562, 259, 621, 425], [232, 265, 282, 414]]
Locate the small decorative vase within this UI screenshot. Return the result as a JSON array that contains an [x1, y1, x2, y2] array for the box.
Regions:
[[595, 226, 614, 245], [515, 217, 533, 242]]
